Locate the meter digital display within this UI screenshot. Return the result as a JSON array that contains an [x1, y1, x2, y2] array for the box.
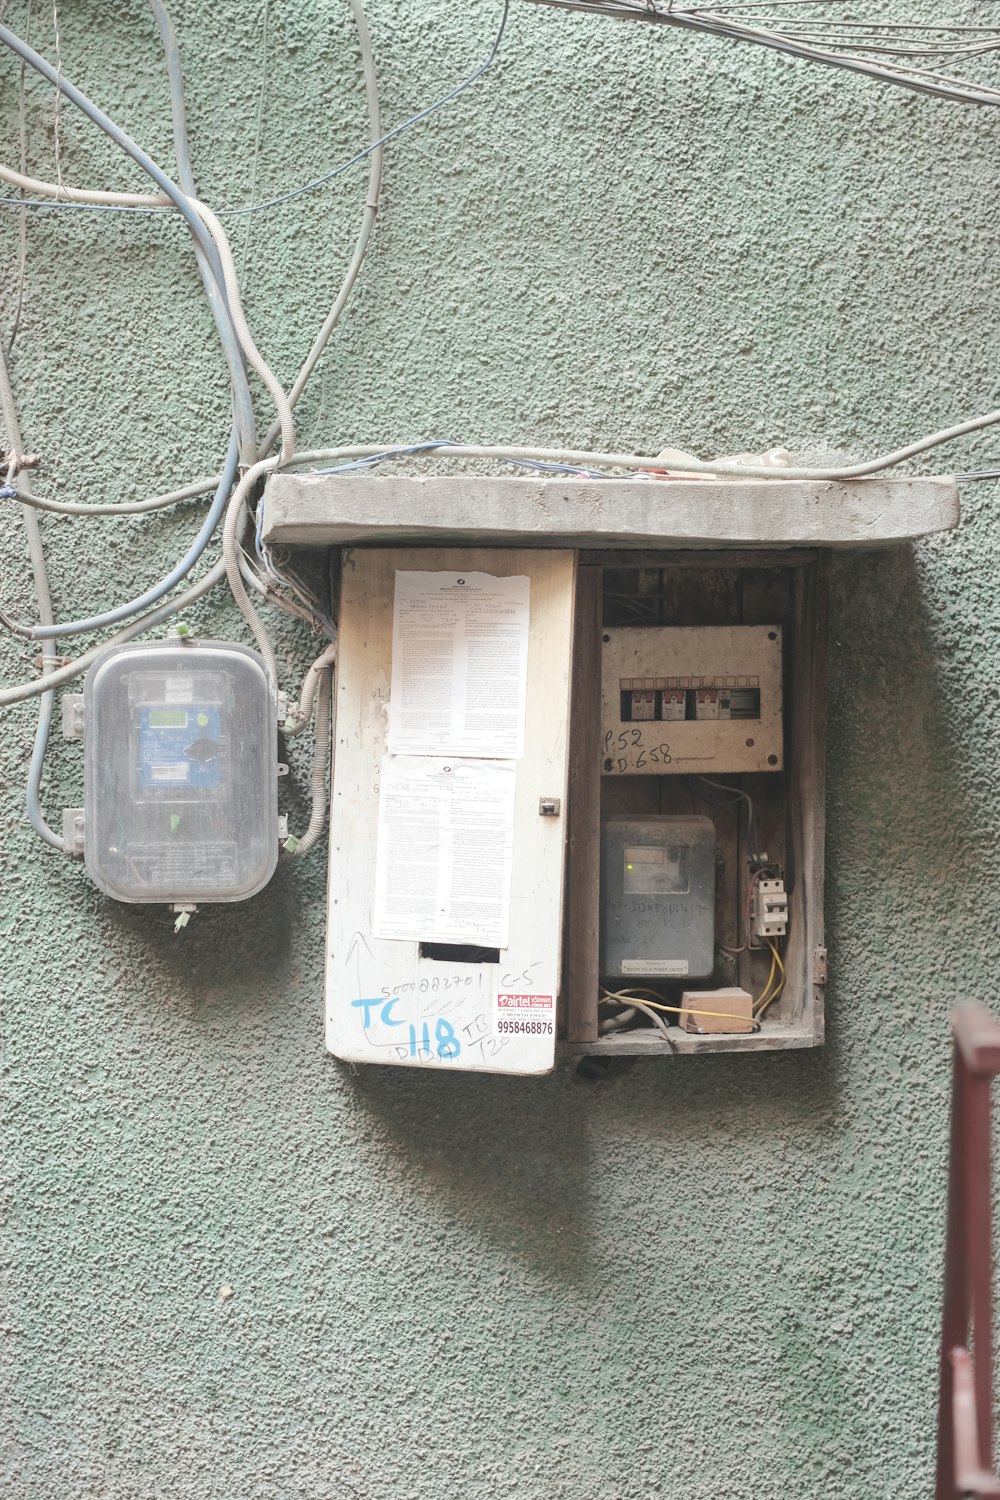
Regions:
[[147, 708, 190, 729]]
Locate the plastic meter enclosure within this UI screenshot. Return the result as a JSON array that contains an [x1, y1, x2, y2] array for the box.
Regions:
[[83, 639, 278, 904], [600, 814, 716, 981]]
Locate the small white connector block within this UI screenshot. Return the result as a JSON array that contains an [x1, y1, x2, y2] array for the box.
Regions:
[[751, 878, 788, 942]]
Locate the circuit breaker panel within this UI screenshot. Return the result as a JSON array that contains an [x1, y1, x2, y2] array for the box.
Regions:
[[601, 625, 783, 775], [326, 547, 576, 1076]]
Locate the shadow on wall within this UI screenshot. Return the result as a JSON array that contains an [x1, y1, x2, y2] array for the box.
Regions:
[[826, 536, 990, 1015], [338, 1037, 846, 1288], [97, 862, 301, 1025], [343, 1059, 597, 1284]]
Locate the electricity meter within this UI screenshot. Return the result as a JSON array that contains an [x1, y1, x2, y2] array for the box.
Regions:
[[600, 815, 716, 980], [82, 639, 279, 904]]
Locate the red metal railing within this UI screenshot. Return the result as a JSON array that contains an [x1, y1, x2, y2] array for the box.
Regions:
[[936, 1003, 1000, 1499]]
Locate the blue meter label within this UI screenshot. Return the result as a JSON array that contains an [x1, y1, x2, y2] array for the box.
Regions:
[[139, 704, 223, 791]]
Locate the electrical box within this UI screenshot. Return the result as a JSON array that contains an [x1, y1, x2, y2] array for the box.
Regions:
[[601, 624, 783, 775], [262, 475, 839, 1062], [82, 640, 278, 904], [600, 815, 716, 981]]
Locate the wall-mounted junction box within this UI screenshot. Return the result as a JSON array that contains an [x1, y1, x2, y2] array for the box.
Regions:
[[321, 540, 827, 1071], [263, 468, 959, 1068], [80, 640, 279, 905]]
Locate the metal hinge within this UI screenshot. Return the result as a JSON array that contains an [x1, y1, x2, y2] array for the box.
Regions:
[[812, 947, 828, 986]]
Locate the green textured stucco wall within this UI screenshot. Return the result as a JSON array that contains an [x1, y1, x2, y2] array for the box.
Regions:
[[2, 2, 998, 1496]]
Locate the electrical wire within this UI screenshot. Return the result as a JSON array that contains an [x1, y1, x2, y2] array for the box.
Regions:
[[5, 0, 31, 353], [0, 0, 509, 221], [284, 663, 334, 857], [753, 948, 777, 1008], [600, 987, 752, 1026], [0, 343, 64, 850], [256, 0, 384, 458], [519, 1, 1000, 108], [719, 865, 766, 956], [272, 434, 977, 484], [0, 472, 221, 516], [221, 0, 509, 217], [282, 642, 338, 734], [689, 775, 759, 860], [599, 991, 673, 1040], [0, 19, 258, 465], [145, 0, 256, 463], [11, 432, 239, 641], [0, 0, 377, 635], [0, 19, 298, 645], [755, 939, 786, 1017], [0, 174, 292, 469], [0, 159, 167, 207], [2, 45, 1000, 491]]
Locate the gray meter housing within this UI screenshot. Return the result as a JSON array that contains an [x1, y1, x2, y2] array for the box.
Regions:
[[83, 639, 278, 904], [600, 815, 716, 981]]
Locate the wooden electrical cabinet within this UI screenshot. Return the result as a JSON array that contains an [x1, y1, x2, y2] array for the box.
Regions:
[[263, 470, 956, 1071]]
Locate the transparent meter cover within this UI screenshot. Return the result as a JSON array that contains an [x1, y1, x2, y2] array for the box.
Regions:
[[83, 640, 278, 904], [600, 814, 716, 981]]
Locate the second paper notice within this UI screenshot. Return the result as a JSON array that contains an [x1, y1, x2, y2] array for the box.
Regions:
[[372, 756, 517, 947]]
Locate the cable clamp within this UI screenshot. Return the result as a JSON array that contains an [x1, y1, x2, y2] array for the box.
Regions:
[[2, 449, 41, 480]]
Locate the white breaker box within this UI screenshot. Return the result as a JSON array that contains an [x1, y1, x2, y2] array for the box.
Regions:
[[326, 547, 576, 1076], [601, 624, 783, 776]]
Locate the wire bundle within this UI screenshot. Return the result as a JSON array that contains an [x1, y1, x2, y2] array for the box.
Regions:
[[0, 0, 399, 852], [4, 0, 1000, 860], [520, 0, 1000, 106]]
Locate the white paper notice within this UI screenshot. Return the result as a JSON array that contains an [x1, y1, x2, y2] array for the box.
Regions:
[[372, 756, 517, 946], [388, 571, 530, 759]]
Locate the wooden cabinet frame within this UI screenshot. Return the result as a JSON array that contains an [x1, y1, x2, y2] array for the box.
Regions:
[[561, 548, 828, 1057]]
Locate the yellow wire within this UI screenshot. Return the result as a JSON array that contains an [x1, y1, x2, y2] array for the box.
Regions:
[[753, 950, 777, 1008], [600, 987, 751, 1025], [754, 941, 786, 1019]]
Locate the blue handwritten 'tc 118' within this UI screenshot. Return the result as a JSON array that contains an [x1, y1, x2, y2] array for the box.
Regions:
[[351, 997, 461, 1061]]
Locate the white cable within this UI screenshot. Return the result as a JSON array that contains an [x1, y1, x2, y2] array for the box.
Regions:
[[258, 0, 384, 457], [0, 159, 167, 207], [286, 665, 333, 856], [187, 198, 296, 460], [283, 641, 338, 735], [0, 163, 294, 462], [220, 457, 283, 684], [2, 472, 220, 515]]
